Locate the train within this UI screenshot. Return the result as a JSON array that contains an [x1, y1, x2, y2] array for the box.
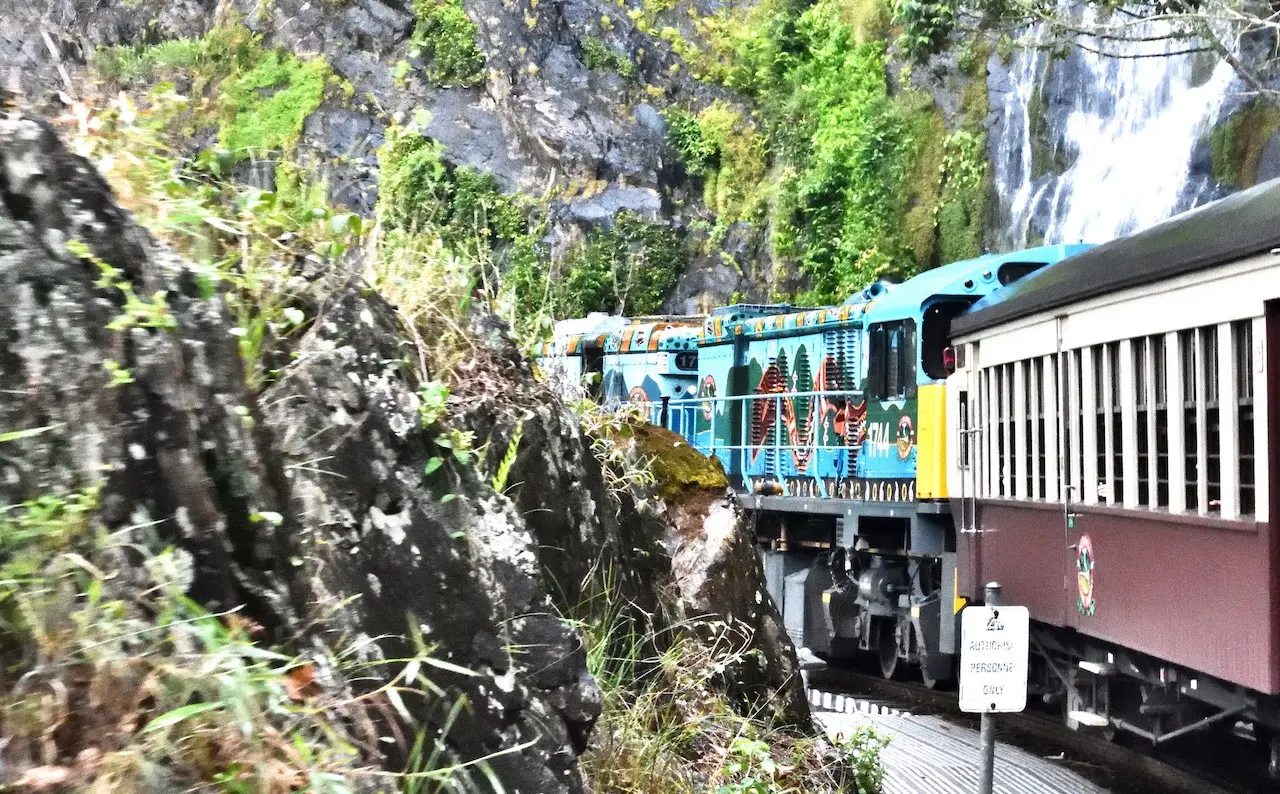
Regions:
[[536, 178, 1280, 774]]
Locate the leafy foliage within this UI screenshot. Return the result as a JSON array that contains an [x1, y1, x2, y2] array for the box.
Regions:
[[568, 560, 890, 794], [220, 50, 331, 159], [510, 211, 687, 321], [784, 15, 916, 301], [582, 37, 636, 77], [664, 108, 716, 175], [670, 0, 993, 304], [890, 0, 957, 63], [378, 124, 527, 249], [411, 0, 487, 86], [95, 26, 333, 164]]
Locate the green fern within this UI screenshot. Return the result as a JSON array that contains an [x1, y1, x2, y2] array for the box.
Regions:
[[490, 419, 524, 494]]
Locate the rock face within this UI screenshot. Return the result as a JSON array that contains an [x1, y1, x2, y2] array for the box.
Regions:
[[0, 112, 292, 626], [0, 0, 760, 305], [262, 287, 601, 792], [0, 112, 811, 787]]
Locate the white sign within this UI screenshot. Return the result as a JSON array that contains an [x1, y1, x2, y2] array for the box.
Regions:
[[959, 605, 1029, 713]]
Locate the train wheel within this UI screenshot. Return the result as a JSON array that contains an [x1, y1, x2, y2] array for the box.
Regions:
[[877, 620, 900, 680]]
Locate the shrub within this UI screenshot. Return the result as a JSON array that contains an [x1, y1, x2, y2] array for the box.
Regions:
[[411, 0, 487, 86]]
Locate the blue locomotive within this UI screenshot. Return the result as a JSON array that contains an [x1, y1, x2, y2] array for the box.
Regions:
[[539, 243, 1092, 685]]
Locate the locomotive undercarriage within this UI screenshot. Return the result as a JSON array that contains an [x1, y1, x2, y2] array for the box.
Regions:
[[752, 504, 959, 689], [1029, 622, 1280, 778]]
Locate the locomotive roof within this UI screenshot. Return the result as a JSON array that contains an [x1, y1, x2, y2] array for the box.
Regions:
[[952, 176, 1280, 336], [865, 244, 1090, 319]]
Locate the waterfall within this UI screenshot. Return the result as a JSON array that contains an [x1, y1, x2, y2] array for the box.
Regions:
[[990, 7, 1239, 249]]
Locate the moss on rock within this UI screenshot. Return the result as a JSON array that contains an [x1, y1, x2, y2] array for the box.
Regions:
[[627, 423, 728, 504], [1211, 100, 1280, 189], [936, 80, 991, 263], [899, 99, 947, 268], [697, 102, 770, 229], [221, 50, 331, 159], [95, 27, 332, 164]]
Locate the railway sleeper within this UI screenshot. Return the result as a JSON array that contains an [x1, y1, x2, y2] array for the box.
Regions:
[[1031, 627, 1280, 778]]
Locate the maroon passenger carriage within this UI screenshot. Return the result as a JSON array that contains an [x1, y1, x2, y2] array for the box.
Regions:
[[945, 179, 1280, 771]]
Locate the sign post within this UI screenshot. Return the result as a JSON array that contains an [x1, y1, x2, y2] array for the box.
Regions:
[[959, 582, 1029, 794]]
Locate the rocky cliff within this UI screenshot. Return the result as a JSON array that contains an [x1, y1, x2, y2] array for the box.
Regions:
[[0, 111, 838, 792], [0, 0, 998, 314]]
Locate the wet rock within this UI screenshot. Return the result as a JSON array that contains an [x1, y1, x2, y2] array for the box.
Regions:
[[622, 424, 812, 728], [564, 185, 663, 225], [1256, 130, 1280, 184]]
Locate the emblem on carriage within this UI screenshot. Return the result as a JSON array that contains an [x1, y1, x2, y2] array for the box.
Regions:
[[698, 375, 716, 420], [1076, 534, 1096, 616], [628, 386, 649, 404], [896, 415, 915, 460]]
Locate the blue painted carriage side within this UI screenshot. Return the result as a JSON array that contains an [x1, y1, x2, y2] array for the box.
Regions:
[[854, 244, 1095, 495], [739, 314, 873, 498], [692, 341, 736, 471]]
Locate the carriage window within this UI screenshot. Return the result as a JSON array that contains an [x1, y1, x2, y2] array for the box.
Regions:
[[1136, 338, 1149, 506], [1152, 334, 1169, 508], [1180, 329, 1199, 512], [867, 326, 887, 398], [1235, 320, 1255, 516], [1202, 327, 1221, 514], [1093, 344, 1108, 503], [997, 262, 1045, 284], [1108, 341, 1124, 505]]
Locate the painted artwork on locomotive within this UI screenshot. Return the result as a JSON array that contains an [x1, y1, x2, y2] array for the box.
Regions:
[[540, 244, 1092, 504]]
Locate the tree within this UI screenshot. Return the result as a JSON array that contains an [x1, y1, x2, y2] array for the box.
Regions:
[[892, 0, 1280, 105]]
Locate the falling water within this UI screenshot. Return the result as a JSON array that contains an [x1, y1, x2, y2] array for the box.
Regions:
[[991, 7, 1240, 248]]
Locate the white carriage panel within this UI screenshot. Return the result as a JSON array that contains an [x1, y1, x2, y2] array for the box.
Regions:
[[1120, 339, 1140, 509], [946, 365, 966, 503], [1069, 351, 1083, 501], [962, 319, 1061, 369], [1001, 365, 1013, 498], [1152, 335, 1162, 509], [1014, 361, 1028, 500], [1195, 330, 1210, 516], [1217, 323, 1241, 519], [1081, 346, 1099, 506], [985, 366, 997, 499], [1102, 345, 1116, 505], [1044, 354, 1060, 503], [953, 253, 1277, 349], [1031, 359, 1042, 499], [1166, 331, 1187, 513], [1253, 317, 1269, 523]]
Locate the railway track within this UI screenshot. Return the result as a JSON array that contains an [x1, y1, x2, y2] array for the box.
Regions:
[[806, 664, 1270, 794]]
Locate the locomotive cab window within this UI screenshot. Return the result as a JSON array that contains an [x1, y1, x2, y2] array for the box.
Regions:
[[922, 299, 979, 380], [868, 320, 917, 400]]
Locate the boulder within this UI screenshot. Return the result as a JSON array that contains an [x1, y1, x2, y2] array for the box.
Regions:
[[0, 110, 813, 790]]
